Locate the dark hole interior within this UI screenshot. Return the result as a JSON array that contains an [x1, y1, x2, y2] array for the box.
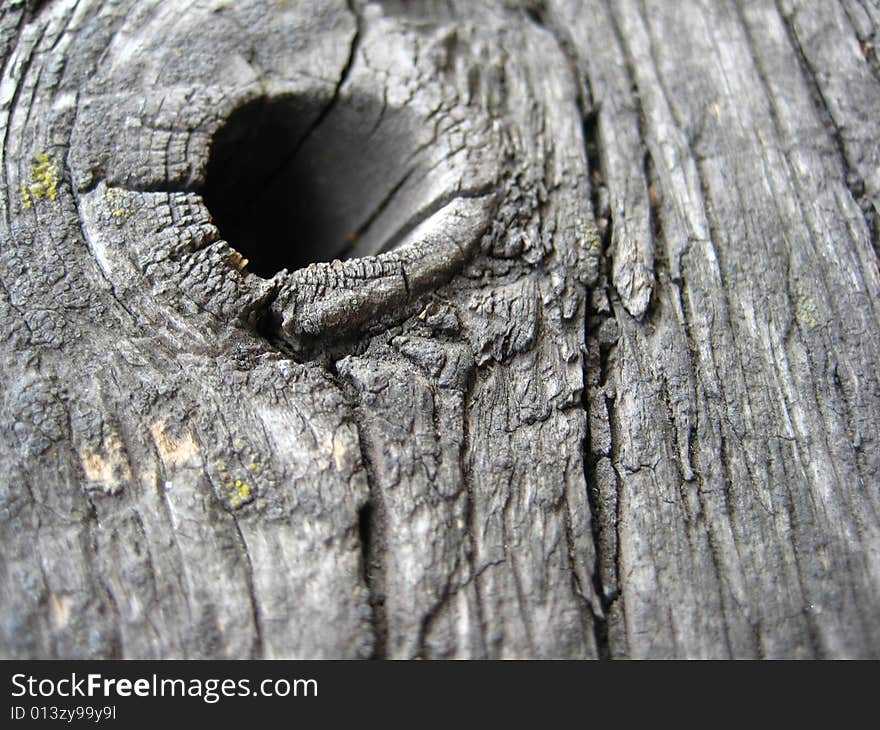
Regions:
[[202, 93, 414, 278]]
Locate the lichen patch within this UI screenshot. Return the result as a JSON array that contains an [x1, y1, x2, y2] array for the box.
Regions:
[[21, 153, 60, 209]]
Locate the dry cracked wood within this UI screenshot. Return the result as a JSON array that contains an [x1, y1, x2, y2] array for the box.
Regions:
[[0, 0, 877, 658]]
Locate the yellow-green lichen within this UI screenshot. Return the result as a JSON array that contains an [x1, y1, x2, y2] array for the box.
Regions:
[[225, 480, 254, 509], [581, 220, 602, 254], [228, 480, 252, 509], [214, 456, 261, 509], [216, 466, 256, 510], [795, 290, 820, 328], [105, 188, 133, 221], [21, 153, 60, 209], [234, 479, 251, 500]]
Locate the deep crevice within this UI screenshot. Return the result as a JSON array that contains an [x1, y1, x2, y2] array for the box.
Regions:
[[352, 434, 387, 660], [582, 102, 620, 660], [357, 499, 374, 587], [527, 2, 621, 660]]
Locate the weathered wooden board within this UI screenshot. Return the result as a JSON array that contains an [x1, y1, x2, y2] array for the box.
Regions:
[[0, 0, 877, 658]]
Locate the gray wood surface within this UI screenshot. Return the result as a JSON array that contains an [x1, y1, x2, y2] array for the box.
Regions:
[[1, 0, 878, 658]]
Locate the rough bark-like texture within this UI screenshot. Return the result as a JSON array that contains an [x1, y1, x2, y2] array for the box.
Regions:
[[1, 0, 877, 659]]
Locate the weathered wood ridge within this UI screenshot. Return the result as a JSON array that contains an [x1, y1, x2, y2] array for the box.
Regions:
[[1, 0, 878, 659]]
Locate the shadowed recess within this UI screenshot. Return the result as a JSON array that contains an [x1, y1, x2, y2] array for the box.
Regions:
[[202, 93, 420, 278]]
